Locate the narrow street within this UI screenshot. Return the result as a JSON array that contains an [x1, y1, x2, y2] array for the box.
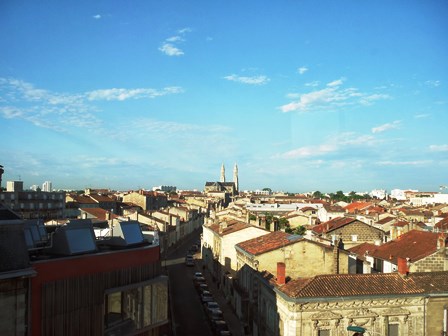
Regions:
[[165, 231, 213, 336]]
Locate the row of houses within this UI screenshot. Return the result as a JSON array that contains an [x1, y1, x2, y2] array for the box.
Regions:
[[202, 198, 448, 336]]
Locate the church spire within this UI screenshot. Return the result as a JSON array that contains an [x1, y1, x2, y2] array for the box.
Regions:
[[233, 163, 238, 191], [220, 163, 226, 182]]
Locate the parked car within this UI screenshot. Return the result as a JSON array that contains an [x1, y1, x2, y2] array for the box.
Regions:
[[209, 308, 223, 321], [197, 283, 209, 294], [200, 290, 213, 303], [212, 320, 230, 335], [204, 301, 220, 315], [194, 276, 206, 287], [193, 272, 203, 281]]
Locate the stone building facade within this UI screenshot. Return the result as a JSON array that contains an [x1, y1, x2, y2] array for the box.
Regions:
[[254, 271, 448, 336]]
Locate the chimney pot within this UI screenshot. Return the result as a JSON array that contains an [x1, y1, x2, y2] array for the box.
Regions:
[[277, 262, 286, 285]]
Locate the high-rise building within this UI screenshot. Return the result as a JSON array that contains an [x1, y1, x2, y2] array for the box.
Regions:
[[42, 181, 52, 192], [0, 164, 4, 190]]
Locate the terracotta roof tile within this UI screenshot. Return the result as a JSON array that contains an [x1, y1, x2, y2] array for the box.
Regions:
[[209, 219, 253, 236], [236, 231, 301, 255], [376, 216, 396, 225], [279, 272, 433, 298], [344, 202, 373, 213], [312, 217, 356, 234], [362, 230, 440, 264], [435, 217, 448, 230], [80, 207, 119, 221]]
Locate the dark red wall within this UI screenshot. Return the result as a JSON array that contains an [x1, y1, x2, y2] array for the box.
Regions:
[[31, 245, 160, 335]]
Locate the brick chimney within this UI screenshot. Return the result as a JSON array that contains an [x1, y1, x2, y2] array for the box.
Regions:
[[277, 262, 286, 285], [397, 257, 409, 276]]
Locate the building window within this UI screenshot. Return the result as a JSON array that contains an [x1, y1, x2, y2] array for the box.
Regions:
[[318, 330, 330, 336], [373, 258, 384, 272], [104, 278, 168, 336], [388, 323, 399, 336], [351, 235, 358, 242]]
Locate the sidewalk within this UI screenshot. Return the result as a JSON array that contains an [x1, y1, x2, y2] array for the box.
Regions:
[[196, 259, 244, 336]]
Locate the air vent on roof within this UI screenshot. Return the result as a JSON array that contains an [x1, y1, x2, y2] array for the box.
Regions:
[[48, 219, 97, 255]]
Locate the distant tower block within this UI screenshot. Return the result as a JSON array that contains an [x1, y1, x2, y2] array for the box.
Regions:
[[220, 163, 226, 183], [233, 163, 239, 192], [0, 165, 3, 189]]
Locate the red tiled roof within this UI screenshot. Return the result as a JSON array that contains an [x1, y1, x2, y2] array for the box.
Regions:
[[236, 231, 301, 255], [209, 219, 253, 236], [88, 194, 116, 203], [278, 272, 438, 298], [80, 207, 119, 221], [312, 217, 357, 234], [344, 202, 373, 214], [376, 216, 396, 225], [70, 195, 97, 204], [362, 230, 440, 264], [347, 242, 378, 261], [392, 220, 410, 227], [435, 217, 448, 231]]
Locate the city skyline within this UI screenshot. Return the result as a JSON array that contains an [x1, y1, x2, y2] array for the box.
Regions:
[[1, 1, 447, 192]]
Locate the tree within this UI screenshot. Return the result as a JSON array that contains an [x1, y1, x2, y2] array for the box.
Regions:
[[312, 191, 323, 199]]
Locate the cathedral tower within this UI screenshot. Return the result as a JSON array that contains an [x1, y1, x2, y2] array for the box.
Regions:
[[233, 163, 239, 192], [220, 163, 226, 183]]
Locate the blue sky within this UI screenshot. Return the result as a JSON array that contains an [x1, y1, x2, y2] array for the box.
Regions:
[[1, 1, 447, 193]]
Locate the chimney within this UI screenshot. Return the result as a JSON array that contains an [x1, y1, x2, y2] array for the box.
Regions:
[[438, 233, 446, 250], [397, 257, 409, 276], [277, 262, 286, 285], [332, 238, 340, 274]]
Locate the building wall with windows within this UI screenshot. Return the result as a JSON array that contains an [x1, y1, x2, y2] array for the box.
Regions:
[[31, 245, 167, 336]]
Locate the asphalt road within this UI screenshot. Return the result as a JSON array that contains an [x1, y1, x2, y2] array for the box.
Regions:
[[166, 231, 213, 336]]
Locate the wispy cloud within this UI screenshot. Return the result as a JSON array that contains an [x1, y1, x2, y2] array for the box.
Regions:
[[305, 81, 320, 87], [159, 43, 184, 56], [280, 78, 390, 113], [0, 77, 184, 131], [414, 113, 430, 119], [298, 67, 308, 75], [275, 132, 376, 159], [224, 74, 270, 85], [87, 87, 183, 101], [425, 80, 441, 87], [429, 144, 448, 152], [159, 27, 192, 56], [371, 120, 401, 134], [93, 14, 101, 19], [376, 160, 431, 166]]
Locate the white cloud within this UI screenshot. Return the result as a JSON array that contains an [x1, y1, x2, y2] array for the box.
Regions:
[[371, 120, 401, 134], [159, 28, 192, 56], [377, 160, 431, 166], [429, 144, 448, 152], [278, 144, 337, 159], [327, 78, 344, 87], [166, 36, 183, 42], [159, 43, 184, 56], [298, 67, 308, 75], [93, 14, 101, 19], [178, 27, 192, 34], [0, 77, 184, 132], [224, 74, 270, 85], [414, 113, 430, 119], [425, 80, 441, 87], [86, 87, 183, 101], [280, 79, 390, 113], [275, 132, 377, 159], [305, 81, 320, 87]]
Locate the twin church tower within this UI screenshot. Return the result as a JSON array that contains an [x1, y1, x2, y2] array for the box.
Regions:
[[220, 163, 238, 192]]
